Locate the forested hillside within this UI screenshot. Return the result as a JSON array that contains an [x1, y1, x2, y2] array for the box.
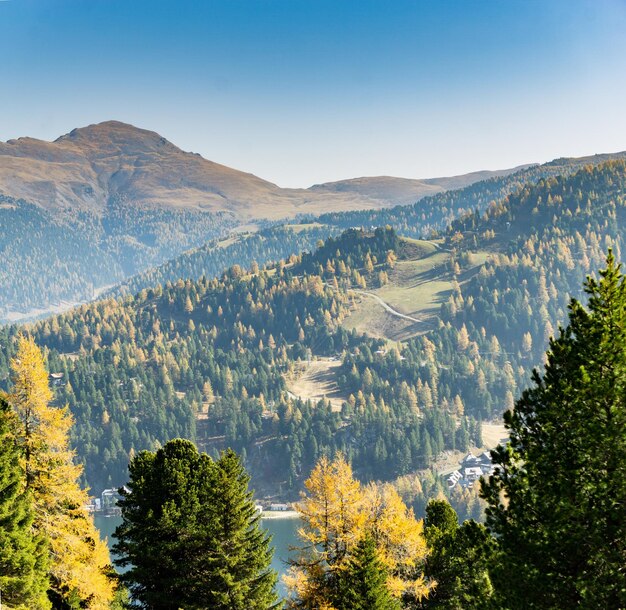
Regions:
[[107, 224, 340, 299], [0, 161, 624, 511], [0, 229, 467, 498], [3, 130, 624, 325], [0, 196, 233, 321], [314, 152, 626, 239]]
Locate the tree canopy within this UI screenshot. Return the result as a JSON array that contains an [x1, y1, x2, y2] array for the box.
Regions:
[[482, 251, 626, 608], [10, 335, 116, 609], [286, 454, 430, 608], [114, 440, 279, 610], [0, 395, 50, 610]]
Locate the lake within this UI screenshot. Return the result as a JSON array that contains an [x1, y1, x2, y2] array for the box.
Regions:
[[94, 514, 301, 599]]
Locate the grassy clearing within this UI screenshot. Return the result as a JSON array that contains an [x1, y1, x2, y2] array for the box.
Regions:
[[286, 222, 328, 233], [481, 422, 508, 448], [377, 253, 452, 316], [342, 244, 451, 340], [286, 358, 346, 412], [341, 296, 417, 342], [343, 238, 492, 342]]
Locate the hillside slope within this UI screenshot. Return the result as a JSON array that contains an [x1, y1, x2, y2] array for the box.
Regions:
[[309, 166, 530, 206], [316, 151, 626, 237], [2, 156, 626, 504], [0, 120, 519, 219], [0, 120, 527, 318]]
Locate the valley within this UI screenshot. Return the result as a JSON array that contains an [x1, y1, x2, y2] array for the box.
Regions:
[[3, 3, 625, 607], [2, 161, 625, 515], [2, 150, 626, 609]]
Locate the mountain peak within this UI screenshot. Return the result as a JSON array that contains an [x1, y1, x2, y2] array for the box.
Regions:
[[55, 120, 177, 155]]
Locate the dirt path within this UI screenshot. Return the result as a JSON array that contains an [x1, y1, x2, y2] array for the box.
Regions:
[[353, 289, 424, 323], [286, 358, 345, 411]]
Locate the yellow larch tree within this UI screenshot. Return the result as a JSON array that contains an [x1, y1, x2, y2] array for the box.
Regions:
[[362, 483, 430, 600], [286, 454, 431, 608], [10, 335, 116, 609]]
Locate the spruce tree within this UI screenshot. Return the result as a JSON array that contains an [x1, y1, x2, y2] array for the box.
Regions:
[[482, 252, 626, 608], [200, 448, 278, 610], [0, 396, 50, 610], [114, 441, 279, 610], [335, 535, 399, 610], [421, 500, 493, 609], [114, 439, 216, 609]]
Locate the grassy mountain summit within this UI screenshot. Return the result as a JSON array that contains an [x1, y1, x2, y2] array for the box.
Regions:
[[0, 120, 521, 218]]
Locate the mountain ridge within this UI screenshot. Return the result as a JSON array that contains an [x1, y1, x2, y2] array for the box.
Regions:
[[0, 120, 529, 218]]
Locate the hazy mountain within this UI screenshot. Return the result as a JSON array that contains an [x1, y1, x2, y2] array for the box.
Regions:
[[309, 167, 531, 206], [2, 120, 624, 322], [0, 120, 523, 219]]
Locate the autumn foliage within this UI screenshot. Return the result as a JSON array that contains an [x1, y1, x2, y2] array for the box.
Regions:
[[7, 336, 116, 609], [286, 454, 431, 608]]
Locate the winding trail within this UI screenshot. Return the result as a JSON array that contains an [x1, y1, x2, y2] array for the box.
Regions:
[[352, 289, 423, 323]]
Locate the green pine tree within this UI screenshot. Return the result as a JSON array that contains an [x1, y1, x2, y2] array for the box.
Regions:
[[482, 251, 626, 608], [114, 440, 279, 610], [0, 396, 50, 610], [421, 500, 493, 610], [114, 438, 217, 609], [335, 535, 400, 610], [204, 448, 279, 610]]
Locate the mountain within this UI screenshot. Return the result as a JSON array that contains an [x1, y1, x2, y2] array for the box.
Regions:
[[0, 120, 517, 219], [0, 120, 525, 320], [2, 121, 625, 322], [309, 167, 531, 206]]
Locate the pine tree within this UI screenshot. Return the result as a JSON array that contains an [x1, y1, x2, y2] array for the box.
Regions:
[[482, 252, 626, 608], [205, 449, 279, 610], [0, 396, 50, 610], [335, 535, 400, 610], [114, 441, 279, 610], [115, 439, 215, 609], [420, 500, 493, 609]]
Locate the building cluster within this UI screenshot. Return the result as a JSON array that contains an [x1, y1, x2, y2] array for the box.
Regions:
[[446, 451, 495, 489], [86, 488, 124, 515]]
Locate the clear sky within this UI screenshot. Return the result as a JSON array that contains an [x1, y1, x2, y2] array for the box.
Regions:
[[1, 0, 626, 187]]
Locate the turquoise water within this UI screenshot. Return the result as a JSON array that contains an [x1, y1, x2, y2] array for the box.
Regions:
[[94, 514, 300, 599]]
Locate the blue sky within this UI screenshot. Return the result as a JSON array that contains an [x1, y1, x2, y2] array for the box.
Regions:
[[1, 0, 625, 186]]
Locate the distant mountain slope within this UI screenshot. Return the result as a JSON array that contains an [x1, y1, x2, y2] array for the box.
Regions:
[[0, 120, 518, 219], [310, 166, 531, 206], [1, 120, 625, 321], [106, 223, 341, 299], [314, 151, 626, 237], [0, 120, 321, 219]]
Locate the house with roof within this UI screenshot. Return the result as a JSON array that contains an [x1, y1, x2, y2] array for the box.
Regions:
[[447, 450, 495, 489]]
